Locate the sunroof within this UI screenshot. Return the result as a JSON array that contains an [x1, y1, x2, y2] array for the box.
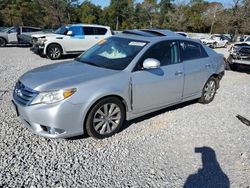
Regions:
[[123, 29, 166, 37], [140, 29, 166, 36]]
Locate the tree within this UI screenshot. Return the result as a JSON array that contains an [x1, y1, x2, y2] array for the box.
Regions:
[[141, 0, 158, 28], [158, 0, 174, 27], [76, 1, 102, 24], [202, 2, 223, 34]]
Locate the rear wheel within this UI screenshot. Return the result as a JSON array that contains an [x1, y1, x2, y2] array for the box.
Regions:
[[199, 77, 217, 104], [86, 97, 125, 139], [47, 44, 62, 60], [0, 37, 6, 47], [229, 63, 238, 71]]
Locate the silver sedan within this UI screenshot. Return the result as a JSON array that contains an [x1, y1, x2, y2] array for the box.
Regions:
[[12, 29, 225, 139]]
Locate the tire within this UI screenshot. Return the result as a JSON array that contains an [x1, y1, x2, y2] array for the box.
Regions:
[[226, 55, 237, 71], [85, 97, 125, 139], [229, 63, 238, 71], [225, 62, 231, 70], [212, 42, 217, 49], [0, 37, 6, 47], [199, 77, 217, 104], [224, 42, 228, 48], [46, 44, 62, 60]]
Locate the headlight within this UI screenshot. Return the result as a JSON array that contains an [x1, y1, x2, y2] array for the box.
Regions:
[[38, 38, 47, 44], [31, 88, 76, 105]]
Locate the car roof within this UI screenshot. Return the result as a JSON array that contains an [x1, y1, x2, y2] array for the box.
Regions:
[[21, 26, 42, 29], [68, 24, 110, 28], [115, 29, 192, 43]]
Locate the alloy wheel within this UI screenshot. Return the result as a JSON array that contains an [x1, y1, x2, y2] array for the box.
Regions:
[[49, 47, 61, 59], [93, 103, 121, 135], [204, 80, 216, 101]]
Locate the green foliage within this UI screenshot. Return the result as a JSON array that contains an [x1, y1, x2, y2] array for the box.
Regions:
[[76, 1, 102, 24]]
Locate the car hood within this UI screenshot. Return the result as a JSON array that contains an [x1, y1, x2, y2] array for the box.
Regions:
[[32, 33, 62, 38], [19, 60, 119, 91], [0, 32, 7, 36]]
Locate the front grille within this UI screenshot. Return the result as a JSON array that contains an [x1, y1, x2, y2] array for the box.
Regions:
[[238, 47, 250, 56], [13, 81, 38, 106]]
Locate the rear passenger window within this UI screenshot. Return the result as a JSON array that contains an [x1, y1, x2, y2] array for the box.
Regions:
[[140, 41, 179, 67], [95, 27, 107, 35], [69, 26, 83, 36], [180, 41, 208, 61], [22, 28, 31, 32], [83, 27, 95, 35]]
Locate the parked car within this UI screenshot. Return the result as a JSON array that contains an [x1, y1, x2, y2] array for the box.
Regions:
[[227, 39, 250, 70], [200, 35, 228, 48], [31, 24, 112, 60], [0, 26, 42, 47], [12, 29, 225, 139]]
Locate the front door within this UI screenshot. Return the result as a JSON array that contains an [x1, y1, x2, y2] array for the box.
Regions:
[[7, 27, 18, 43], [64, 26, 85, 53], [131, 41, 184, 113]]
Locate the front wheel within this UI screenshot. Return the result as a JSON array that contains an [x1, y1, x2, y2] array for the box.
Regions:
[[199, 77, 217, 104], [85, 97, 125, 139], [46, 44, 62, 60], [0, 37, 6, 47], [211, 42, 217, 49]]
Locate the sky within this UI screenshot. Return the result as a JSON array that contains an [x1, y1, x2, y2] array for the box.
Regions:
[[87, 0, 233, 8]]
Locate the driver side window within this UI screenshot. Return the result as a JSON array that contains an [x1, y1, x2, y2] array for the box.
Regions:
[[136, 40, 179, 70], [68, 26, 84, 36]]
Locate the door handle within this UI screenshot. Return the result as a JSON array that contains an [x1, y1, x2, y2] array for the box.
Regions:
[[175, 71, 183, 76]]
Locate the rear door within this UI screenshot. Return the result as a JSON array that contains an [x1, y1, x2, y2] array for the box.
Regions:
[[94, 27, 108, 42], [179, 41, 210, 98], [131, 40, 184, 113], [82, 26, 98, 50]]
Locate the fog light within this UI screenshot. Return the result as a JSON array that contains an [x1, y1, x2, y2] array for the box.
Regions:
[[41, 125, 65, 135]]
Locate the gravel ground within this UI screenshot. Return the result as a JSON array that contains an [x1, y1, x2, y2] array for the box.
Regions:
[[0, 47, 250, 188]]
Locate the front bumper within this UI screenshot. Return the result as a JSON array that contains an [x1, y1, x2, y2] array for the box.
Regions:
[[12, 99, 85, 138], [30, 43, 45, 55], [231, 58, 250, 66]]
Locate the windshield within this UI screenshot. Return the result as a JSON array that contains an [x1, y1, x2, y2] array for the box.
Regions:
[[1, 27, 10, 32], [2, 27, 13, 33], [54, 26, 69, 35], [77, 37, 148, 70]]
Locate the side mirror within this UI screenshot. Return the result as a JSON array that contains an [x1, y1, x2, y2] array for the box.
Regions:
[[142, 58, 160, 69], [67, 30, 73, 36]]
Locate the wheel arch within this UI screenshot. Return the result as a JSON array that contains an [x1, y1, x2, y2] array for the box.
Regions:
[[45, 42, 64, 55], [208, 73, 220, 89], [83, 94, 129, 131], [0, 36, 7, 44]]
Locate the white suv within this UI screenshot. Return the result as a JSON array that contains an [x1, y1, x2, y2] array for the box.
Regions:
[[31, 24, 112, 60]]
